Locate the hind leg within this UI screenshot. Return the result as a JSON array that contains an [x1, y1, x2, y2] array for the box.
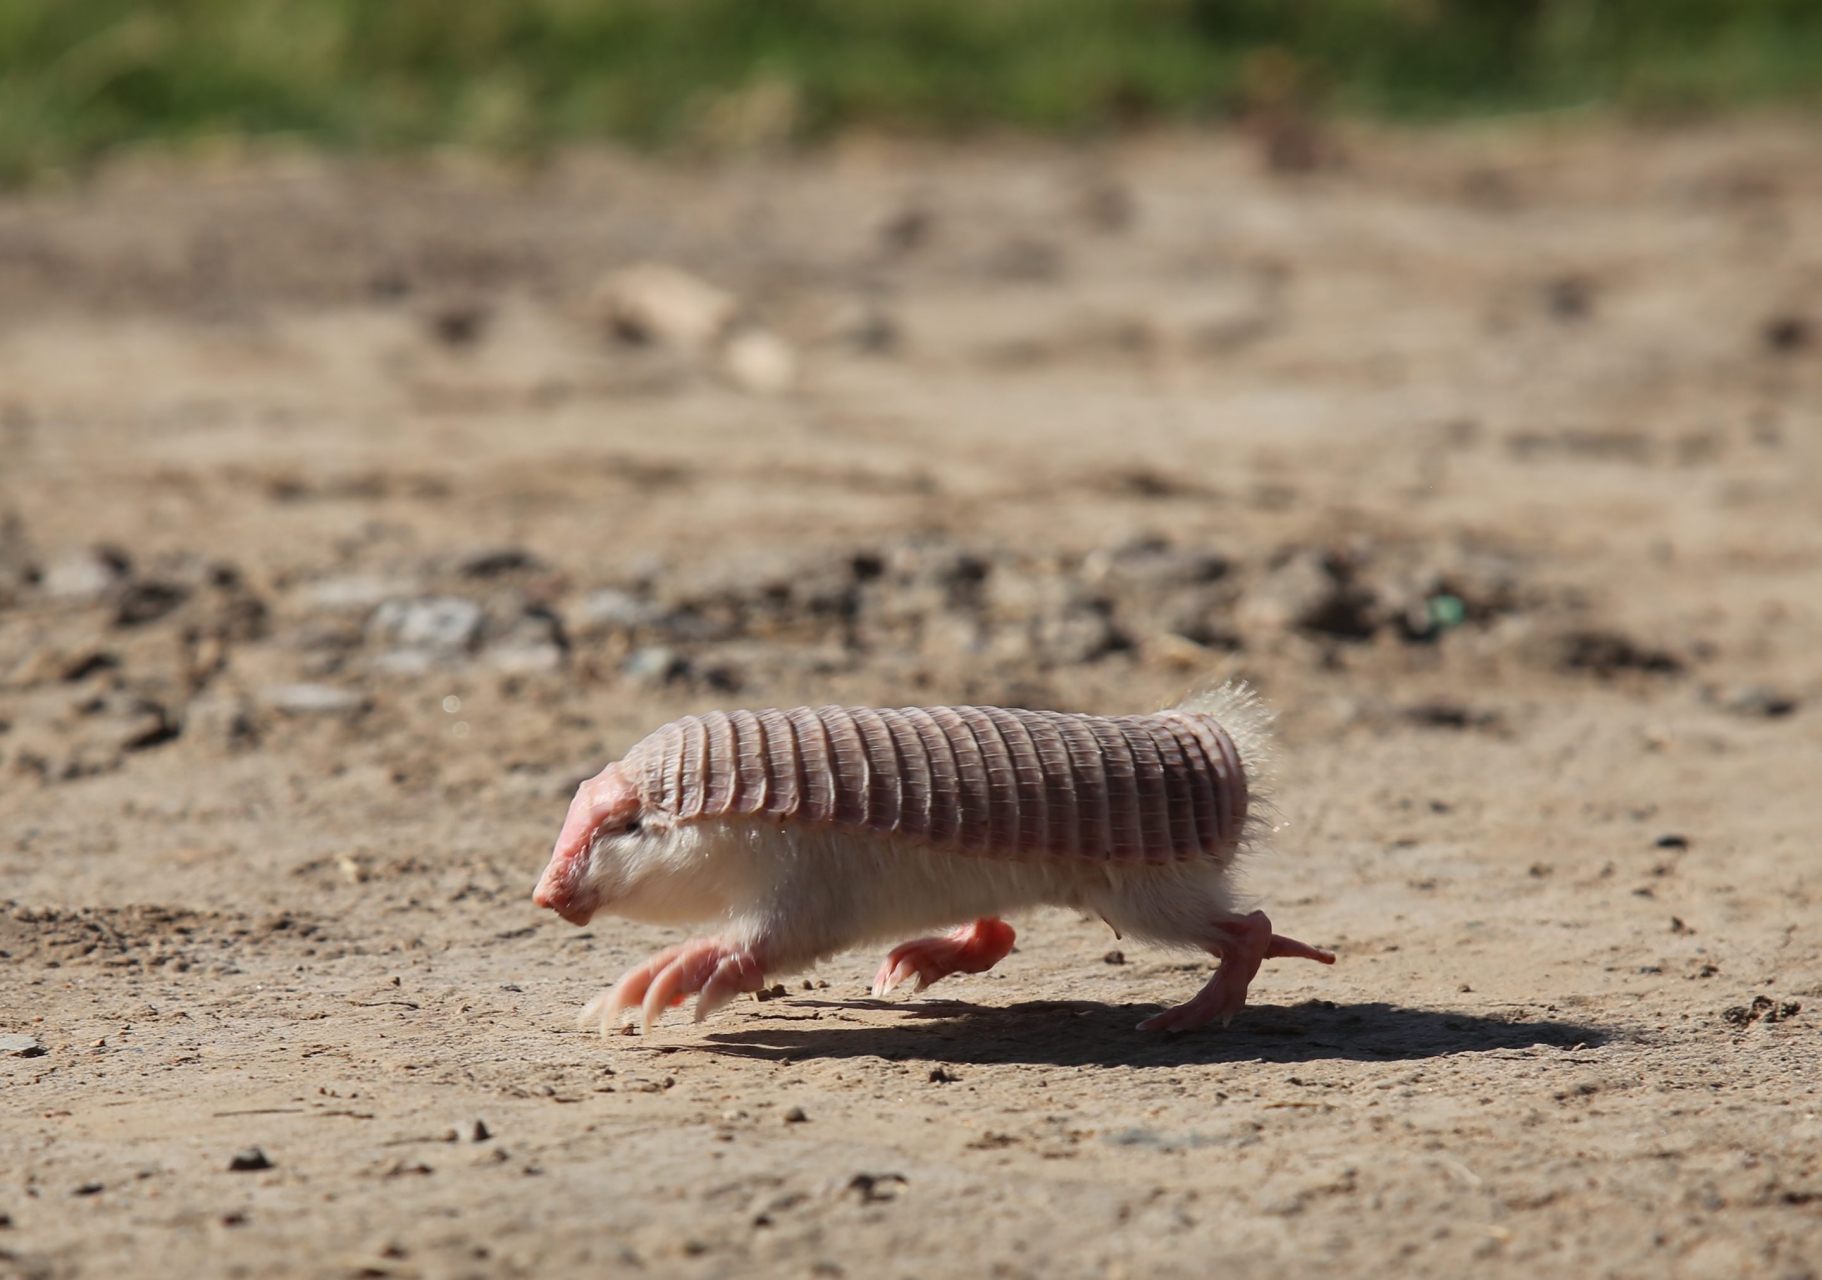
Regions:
[[1138, 910, 1335, 1033], [872, 917, 1016, 998]]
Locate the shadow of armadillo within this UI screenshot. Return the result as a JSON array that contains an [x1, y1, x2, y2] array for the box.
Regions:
[[694, 998, 1610, 1068]]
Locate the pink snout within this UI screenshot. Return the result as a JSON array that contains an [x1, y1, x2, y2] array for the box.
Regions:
[[531, 857, 588, 921], [532, 762, 639, 925], [533, 870, 596, 926]]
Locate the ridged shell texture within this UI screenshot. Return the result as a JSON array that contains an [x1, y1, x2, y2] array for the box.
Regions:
[[621, 706, 1249, 864]]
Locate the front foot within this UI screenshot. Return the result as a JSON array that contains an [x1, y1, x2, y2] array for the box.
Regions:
[[872, 917, 1017, 998], [578, 937, 767, 1036], [1137, 910, 1335, 1033]]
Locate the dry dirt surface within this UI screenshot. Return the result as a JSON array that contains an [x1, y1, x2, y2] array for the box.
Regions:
[[2, 122, 1820, 1279]]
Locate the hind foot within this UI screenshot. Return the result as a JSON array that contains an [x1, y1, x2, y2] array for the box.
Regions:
[[578, 937, 768, 1036], [1137, 910, 1334, 1033], [872, 917, 1016, 998]]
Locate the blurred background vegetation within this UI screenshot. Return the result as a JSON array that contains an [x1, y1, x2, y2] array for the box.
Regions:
[[3, 0, 1819, 183]]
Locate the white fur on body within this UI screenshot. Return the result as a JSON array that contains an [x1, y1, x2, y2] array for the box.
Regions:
[[577, 683, 1276, 975], [598, 817, 1246, 973]]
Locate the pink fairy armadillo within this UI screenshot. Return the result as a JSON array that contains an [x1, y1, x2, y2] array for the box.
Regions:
[[532, 684, 1334, 1035]]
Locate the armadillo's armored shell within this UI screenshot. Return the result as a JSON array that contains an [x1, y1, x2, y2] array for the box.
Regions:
[[619, 706, 1250, 864]]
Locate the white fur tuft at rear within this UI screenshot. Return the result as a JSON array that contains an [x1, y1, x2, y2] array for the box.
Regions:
[[1170, 679, 1278, 855]]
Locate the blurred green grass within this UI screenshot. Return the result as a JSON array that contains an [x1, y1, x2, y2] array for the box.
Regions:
[[2, 0, 1819, 183]]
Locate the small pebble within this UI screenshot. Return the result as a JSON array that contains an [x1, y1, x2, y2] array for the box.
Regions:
[[300, 574, 404, 612], [0, 1033, 46, 1058], [258, 683, 368, 716], [830, 302, 899, 354], [720, 328, 799, 396], [1721, 996, 1801, 1027], [1715, 684, 1799, 719], [458, 547, 541, 578], [472, 1120, 492, 1142], [878, 205, 933, 255], [112, 580, 188, 628], [1544, 274, 1594, 320], [596, 263, 736, 350], [41, 548, 130, 601], [428, 302, 490, 348], [486, 642, 565, 674], [623, 646, 688, 686], [368, 596, 485, 655], [846, 1172, 908, 1203], [576, 587, 665, 632], [1655, 834, 1690, 850], [1762, 314, 1811, 354], [782, 1106, 808, 1124], [370, 649, 436, 677], [227, 1148, 273, 1173], [1103, 950, 1126, 965]]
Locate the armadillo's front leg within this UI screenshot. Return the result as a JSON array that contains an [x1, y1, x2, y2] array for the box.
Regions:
[[872, 917, 1017, 998], [579, 938, 768, 1036], [579, 943, 684, 1035], [1137, 910, 1335, 1033]]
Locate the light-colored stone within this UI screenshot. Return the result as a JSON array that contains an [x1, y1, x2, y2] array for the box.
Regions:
[[42, 549, 129, 601], [720, 328, 799, 395], [595, 263, 736, 350], [303, 575, 409, 612], [368, 597, 484, 654], [623, 646, 687, 686], [259, 683, 368, 716], [576, 587, 664, 632]]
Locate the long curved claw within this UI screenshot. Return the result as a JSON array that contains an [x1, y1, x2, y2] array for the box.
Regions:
[[694, 952, 767, 1023], [641, 947, 716, 1033], [578, 938, 767, 1035], [871, 918, 1017, 1000], [577, 943, 688, 1036], [871, 953, 926, 999]]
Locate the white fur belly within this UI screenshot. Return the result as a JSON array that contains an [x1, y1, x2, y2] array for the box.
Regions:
[[657, 819, 1238, 970]]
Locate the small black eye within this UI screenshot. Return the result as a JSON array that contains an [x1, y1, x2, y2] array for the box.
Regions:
[[623, 817, 642, 834]]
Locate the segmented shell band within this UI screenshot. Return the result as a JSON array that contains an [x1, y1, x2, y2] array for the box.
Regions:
[[619, 706, 1250, 864]]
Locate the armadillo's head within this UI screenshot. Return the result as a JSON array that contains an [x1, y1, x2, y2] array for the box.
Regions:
[[533, 762, 644, 926]]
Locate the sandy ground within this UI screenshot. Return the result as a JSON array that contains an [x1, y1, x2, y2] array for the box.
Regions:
[[2, 121, 1820, 1279]]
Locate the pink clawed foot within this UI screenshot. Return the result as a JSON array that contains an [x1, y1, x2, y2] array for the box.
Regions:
[[1137, 910, 1335, 1034], [872, 917, 1017, 998], [577, 938, 767, 1036]]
